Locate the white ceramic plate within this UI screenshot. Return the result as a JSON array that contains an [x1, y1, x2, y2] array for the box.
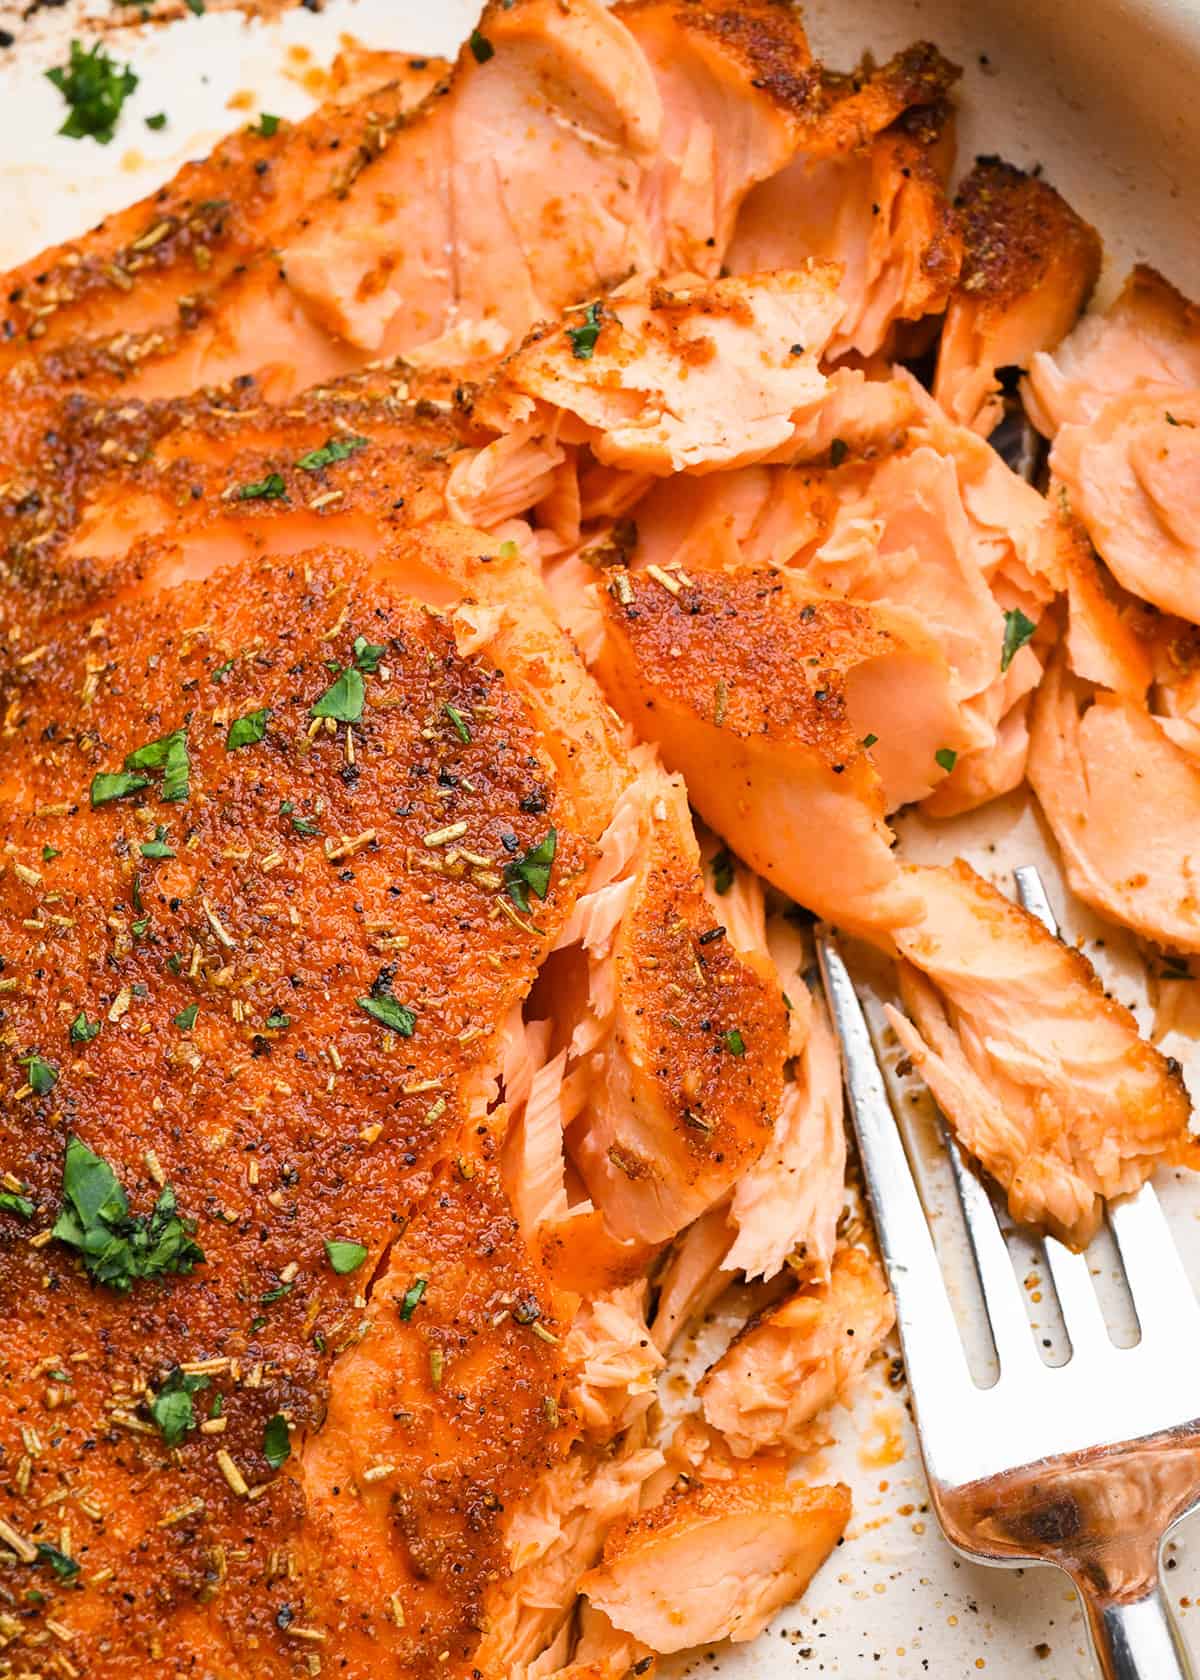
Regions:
[[2, 4, 1198, 1674]]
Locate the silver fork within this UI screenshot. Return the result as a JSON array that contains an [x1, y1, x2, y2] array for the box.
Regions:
[[816, 863, 1200, 1680]]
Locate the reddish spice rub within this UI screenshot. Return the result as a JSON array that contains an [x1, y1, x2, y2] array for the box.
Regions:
[[0, 547, 587, 1677]]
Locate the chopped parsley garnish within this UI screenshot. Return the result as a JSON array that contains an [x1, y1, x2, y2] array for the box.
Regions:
[[0, 1190, 33, 1219], [1000, 608, 1037, 673], [263, 1413, 290, 1470], [711, 847, 734, 896], [830, 438, 849, 467], [444, 703, 471, 743], [51, 1134, 204, 1292], [46, 40, 138, 145], [91, 769, 150, 807], [260, 1282, 293, 1305], [566, 301, 603, 361], [185, 0, 205, 14], [861, 732, 878, 749], [297, 435, 368, 473], [21, 1054, 58, 1096], [174, 1003, 198, 1032], [125, 727, 190, 803], [226, 707, 271, 751], [69, 1012, 101, 1045], [935, 748, 958, 773], [325, 1238, 368, 1275], [352, 634, 385, 672], [503, 829, 557, 912], [235, 472, 287, 502], [149, 1366, 208, 1447], [145, 112, 167, 131], [42, 844, 60, 862], [291, 814, 320, 838], [468, 27, 494, 62], [399, 1276, 427, 1320], [255, 112, 280, 137], [132, 916, 150, 938], [212, 658, 235, 682], [723, 1027, 746, 1057], [264, 1010, 290, 1031], [311, 665, 364, 724], [357, 993, 416, 1036], [34, 1544, 79, 1582], [140, 825, 175, 859]]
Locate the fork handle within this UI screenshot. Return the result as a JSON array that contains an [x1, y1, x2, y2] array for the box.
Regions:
[[1077, 1581, 1194, 1680]]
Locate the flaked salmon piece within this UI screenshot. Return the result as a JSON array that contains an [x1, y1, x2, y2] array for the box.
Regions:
[[1028, 653, 1200, 952], [0, 536, 605, 1676], [1025, 264, 1200, 437], [934, 158, 1101, 435], [1059, 518, 1157, 698], [700, 1247, 895, 1457], [597, 565, 974, 933], [726, 990, 846, 1283], [0, 55, 444, 365], [477, 1439, 668, 1677], [920, 693, 1033, 819], [887, 860, 1193, 1245], [1049, 388, 1200, 623], [543, 1604, 656, 1680], [562, 1280, 666, 1438], [565, 761, 788, 1243], [651, 1200, 737, 1352], [479, 268, 845, 476], [729, 85, 962, 360], [580, 1469, 851, 1651], [616, 0, 816, 274]]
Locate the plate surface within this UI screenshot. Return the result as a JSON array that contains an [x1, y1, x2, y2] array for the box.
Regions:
[[2, 3, 1198, 1674]]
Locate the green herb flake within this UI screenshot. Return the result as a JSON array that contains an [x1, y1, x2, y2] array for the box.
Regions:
[[352, 634, 386, 672], [145, 112, 167, 131], [132, 916, 150, 938], [861, 732, 878, 749], [1000, 608, 1037, 673], [325, 1238, 369, 1275], [235, 472, 287, 503], [566, 301, 603, 361], [298, 435, 369, 473], [33, 1543, 80, 1582], [255, 112, 280, 137], [69, 1012, 101, 1045], [711, 847, 734, 896], [42, 844, 60, 863], [185, 0, 205, 14], [125, 727, 190, 803], [0, 1190, 34, 1220], [399, 1275, 427, 1320], [51, 1134, 204, 1292], [723, 1027, 746, 1057], [209, 1393, 224, 1419], [21, 1055, 58, 1096], [264, 1010, 290, 1031], [46, 40, 138, 145], [291, 814, 320, 838], [91, 769, 151, 808], [357, 993, 416, 1036], [503, 829, 557, 913], [443, 702, 471, 743], [263, 1413, 290, 1470], [311, 665, 364, 724], [140, 825, 175, 859], [149, 1366, 209, 1447], [468, 27, 494, 63], [259, 1282, 293, 1305], [174, 1003, 198, 1032], [935, 748, 958, 774], [212, 658, 235, 683], [226, 707, 271, 751]]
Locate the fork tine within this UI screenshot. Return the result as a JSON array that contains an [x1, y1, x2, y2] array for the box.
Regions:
[[816, 926, 976, 1461], [1109, 1186, 1200, 1342], [1012, 863, 1057, 933], [1041, 1234, 1111, 1355], [943, 1130, 1041, 1377]]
